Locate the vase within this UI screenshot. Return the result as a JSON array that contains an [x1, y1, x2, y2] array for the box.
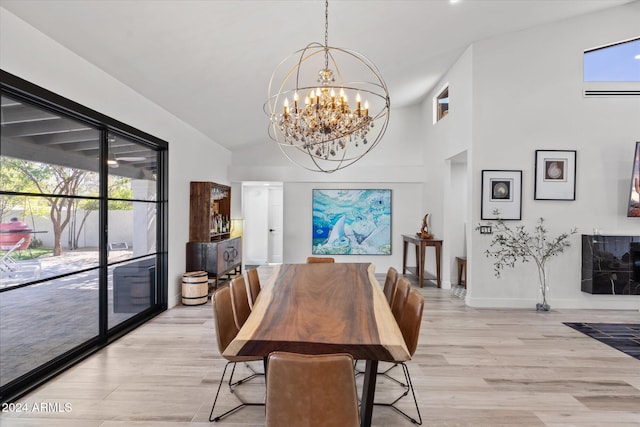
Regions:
[[536, 264, 550, 312]]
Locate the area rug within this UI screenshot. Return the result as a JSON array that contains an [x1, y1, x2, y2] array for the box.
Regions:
[[564, 323, 640, 360]]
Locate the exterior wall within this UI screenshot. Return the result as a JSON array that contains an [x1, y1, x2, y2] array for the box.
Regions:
[[1, 9, 232, 308]]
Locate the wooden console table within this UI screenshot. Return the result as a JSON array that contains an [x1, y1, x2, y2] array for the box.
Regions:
[[402, 234, 443, 288]]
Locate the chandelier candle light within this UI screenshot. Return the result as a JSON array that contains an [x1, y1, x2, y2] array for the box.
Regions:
[[266, 0, 390, 173]]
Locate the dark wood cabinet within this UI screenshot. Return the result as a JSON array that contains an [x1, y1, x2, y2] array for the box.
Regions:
[[189, 181, 231, 242], [186, 238, 241, 288], [187, 181, 241, 289]]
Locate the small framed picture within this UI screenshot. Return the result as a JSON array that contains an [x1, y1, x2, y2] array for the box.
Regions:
[[534, 150, 576, 200], [481, 170, 522, 220]]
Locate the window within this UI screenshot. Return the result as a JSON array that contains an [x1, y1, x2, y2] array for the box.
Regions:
[[584, 37, 640, 82], [583, 38, 640, 98], [434, 84, 449, 123]]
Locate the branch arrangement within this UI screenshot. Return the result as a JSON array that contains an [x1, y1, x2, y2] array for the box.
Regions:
[[476, 210, 577, 310]]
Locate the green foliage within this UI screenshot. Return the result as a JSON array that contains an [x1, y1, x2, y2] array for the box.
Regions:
[[29, 238, 44, 249], [476, 211, 577, 278]]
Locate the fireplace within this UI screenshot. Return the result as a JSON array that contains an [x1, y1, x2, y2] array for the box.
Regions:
[[582, 235, 640, 295]]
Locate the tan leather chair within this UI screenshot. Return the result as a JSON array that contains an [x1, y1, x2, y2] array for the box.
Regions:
[[377, 289, 424, 425], [229, 275, 251, 330], [382, 266, 398, 306], [266, 352, 359, 427], [391, 277, 411, 322], [306, 256, 335, 263], [209, 286, 263, 422], [246, 268, 261, 309]]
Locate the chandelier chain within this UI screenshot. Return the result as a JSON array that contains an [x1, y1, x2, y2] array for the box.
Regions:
[[324, 0, 329, 70]]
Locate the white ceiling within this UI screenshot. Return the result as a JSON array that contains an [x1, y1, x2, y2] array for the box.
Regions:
[[1, 0, 634, 152]]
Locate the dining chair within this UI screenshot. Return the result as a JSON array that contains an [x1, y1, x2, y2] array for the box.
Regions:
[[209, 286, 264, 422], [306, 256, 335, 263], [265, 352, 360, 427], [376, 288, 424, 425], [391, 277, 411, 322], [246, 268, 261, 310], [372, 277, 412, 387], [229, 275, 252, 330], [382, 266, 398, 306]]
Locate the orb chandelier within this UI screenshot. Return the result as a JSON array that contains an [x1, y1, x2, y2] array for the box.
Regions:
[[265, 0, 390, 173]]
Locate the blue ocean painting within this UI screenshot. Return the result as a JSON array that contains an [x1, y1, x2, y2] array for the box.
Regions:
[[312, 189, 391, 255]]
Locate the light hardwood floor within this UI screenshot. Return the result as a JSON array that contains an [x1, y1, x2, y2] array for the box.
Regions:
[[1, 275, 639, 426]]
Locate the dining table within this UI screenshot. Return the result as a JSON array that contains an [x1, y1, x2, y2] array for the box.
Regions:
[[224, 262, 410, 427]]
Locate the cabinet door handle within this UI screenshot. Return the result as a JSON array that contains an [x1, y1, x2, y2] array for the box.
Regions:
[[269, 229, 276, 232]]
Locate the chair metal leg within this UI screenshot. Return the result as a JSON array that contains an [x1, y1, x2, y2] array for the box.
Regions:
[[228, 361, 263, 390], [355, 360, 408, 388], [209, 361, 265, 422], [374, 362, 422, 425]]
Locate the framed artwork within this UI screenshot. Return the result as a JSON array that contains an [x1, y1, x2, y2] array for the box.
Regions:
[[312, 189, 391, 255], [534, 150, 576, 200], [481, 170, 522, 220], [627, 142, 640, 217]]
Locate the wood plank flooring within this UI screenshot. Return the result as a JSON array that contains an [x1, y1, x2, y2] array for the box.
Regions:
[[1, 273, 639, 426]]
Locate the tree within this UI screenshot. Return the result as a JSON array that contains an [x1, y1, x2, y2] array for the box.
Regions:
[[12, 160, 94, 256]]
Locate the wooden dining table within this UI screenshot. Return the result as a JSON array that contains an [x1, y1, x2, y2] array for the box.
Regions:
[[224, 262, 410, 427]]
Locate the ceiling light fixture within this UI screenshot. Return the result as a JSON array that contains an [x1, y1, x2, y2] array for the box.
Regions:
[[107, 135, 119, 168], [265, 0, 390, 173]]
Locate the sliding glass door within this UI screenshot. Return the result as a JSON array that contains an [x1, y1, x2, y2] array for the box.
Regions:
[[0, 72, 168, 403]]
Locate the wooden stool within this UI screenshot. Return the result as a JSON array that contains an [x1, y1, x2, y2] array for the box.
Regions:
[[456, 257, 467, 289]]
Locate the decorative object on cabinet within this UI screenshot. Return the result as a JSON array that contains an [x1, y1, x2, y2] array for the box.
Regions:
[[534, 150, 576, 200], [417, 213, 433, 239], [312, 189, 391, 255], [189, 181, 231, 242], [476, 213, 577, 311], [265, 0, 390, 173], [581, 234, 640, 295], [627, 142, 640, 217], [481, 170, 522, 220]]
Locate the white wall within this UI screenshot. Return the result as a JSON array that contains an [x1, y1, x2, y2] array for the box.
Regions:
[[464, 3, 639, 309], [1, 9, 232, 308], [422, 46, 474, 289]]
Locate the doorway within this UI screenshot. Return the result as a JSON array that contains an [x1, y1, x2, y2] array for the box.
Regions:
[[242, 182, 283, 265], [444, 151, 468, 290]]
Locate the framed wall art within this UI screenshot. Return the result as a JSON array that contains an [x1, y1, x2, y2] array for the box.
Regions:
[[312, 189, 391, 255], [481, 170, 522, 220], [627, 141, 640, 217], [534, 150, 576, 200]]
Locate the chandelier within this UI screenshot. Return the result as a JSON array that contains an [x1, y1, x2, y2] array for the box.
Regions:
[[265, 0, 390, 173]]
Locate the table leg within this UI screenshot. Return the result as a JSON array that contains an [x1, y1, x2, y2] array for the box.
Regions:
[[435, 243, 442, 288], [402, 240, 408, 275], [419, 243, 426, 288], [360, 359, 378, 427]]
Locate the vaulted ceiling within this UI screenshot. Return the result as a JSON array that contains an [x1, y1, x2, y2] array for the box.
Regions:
[[1, 0, 634, 153]]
